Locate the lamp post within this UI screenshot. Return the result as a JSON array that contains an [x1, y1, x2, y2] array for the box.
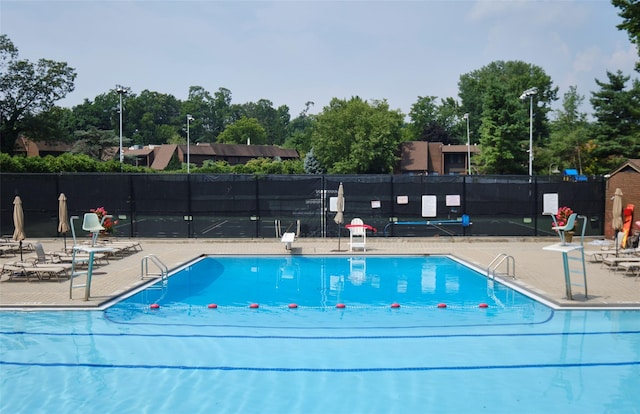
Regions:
[[115, 85, 129, 166], [463, 113, 471, 175], [519, 87, 538, 177], [186, 114, 194, 174]]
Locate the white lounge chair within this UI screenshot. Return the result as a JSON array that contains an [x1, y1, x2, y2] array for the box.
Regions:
[[1, 262, 69, 281], [95, 239, 142, 256], [584, 234, 623, 262], [602, 251, 640, 271], [617, 261, 640, 279]]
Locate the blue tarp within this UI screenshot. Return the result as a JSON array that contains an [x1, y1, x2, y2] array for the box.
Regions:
[[563, 168, 588, 182]]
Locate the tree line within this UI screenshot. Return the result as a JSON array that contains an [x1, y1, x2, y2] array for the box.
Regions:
[[1, 2, 639, 175]]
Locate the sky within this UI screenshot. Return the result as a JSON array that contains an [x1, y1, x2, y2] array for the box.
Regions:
[[1, 0, 638, 118]]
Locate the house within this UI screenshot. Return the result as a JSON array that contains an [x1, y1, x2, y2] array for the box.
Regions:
[[399, 141, 480, 175], [120, 143, 299, 170], [13, 136, 71, 157], [121, 144, 178, 169], [174, 143, 299, 167], [13, 137, 300, 171], [604, 159, 640, 239]]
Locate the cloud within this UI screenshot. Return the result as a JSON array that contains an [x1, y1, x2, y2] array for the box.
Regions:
[[606, 44, 639, 71]]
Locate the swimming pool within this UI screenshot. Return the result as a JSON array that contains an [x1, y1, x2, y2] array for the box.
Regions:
[[1, 255, 639, 413]]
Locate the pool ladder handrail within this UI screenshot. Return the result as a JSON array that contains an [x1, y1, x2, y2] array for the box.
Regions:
[[141, 254, 168, 283], [487, 253, 516, 279]]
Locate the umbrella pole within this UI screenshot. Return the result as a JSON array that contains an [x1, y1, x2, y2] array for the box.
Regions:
[[338, 224, 341, 251], [63, 234, 67, 251], [19, 240, 23, 261]]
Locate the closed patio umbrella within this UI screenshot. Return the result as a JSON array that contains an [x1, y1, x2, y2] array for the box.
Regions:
[[334, 183, 345, 251], [612, 188, 623, 256], [58, 193, 70, 250], [12, 196, 25, 261]]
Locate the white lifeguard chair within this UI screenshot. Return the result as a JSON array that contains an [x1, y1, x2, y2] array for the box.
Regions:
[[348, 218, 367, 252]]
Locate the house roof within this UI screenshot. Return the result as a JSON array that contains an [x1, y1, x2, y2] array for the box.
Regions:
[[209, 143, 298, 158], [609, 159, 640, 176], [123, 147, 154, 156], [150, 144, 177, 170], [14, 136, 72, 156], [441, 144, 481, 153], [175, 143, 298, 159]]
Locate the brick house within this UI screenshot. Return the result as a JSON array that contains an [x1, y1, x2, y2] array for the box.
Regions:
[[399, 141, 480, 175], [605, 159, 640, 239], [13, 137, 299, 170]]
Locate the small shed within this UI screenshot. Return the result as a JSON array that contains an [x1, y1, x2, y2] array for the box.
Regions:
[[604, 159, 640, 239]]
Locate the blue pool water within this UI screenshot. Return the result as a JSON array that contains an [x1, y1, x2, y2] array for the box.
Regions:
[[1, 255, 639, 413]]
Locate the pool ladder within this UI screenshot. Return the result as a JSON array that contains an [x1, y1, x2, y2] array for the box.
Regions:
[[487, 253, 516, 279], [141, 254, 168, 286]]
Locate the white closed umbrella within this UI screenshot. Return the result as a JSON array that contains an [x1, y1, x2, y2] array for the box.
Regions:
[[334, 183, 345, 251], [612, 188, 623, 256], [58, 193, 70, 250], [12, 196, 26, 261]]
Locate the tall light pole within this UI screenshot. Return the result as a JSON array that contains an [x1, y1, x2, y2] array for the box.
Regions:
[[115, 85, 129, 166], [519, 87, 538, 177], [186, 114, 194, 174], [463, 113, 471, 175]]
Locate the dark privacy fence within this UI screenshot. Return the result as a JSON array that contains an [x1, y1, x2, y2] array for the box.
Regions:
[[0, 173, 606, 239]]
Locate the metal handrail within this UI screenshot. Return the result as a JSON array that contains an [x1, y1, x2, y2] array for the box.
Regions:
[[487, 253, 516, 279], [141, 254, 168, 282]]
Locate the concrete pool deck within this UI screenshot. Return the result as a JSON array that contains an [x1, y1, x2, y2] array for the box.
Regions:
[[1, 237, 639, 310]]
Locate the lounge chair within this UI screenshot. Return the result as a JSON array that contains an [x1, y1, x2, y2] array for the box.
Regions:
[[584, 233, 624, 262], [551, 213, 578, 245], [602, 249, 640, 271], [348, 218, 367, 252], [94, 239, 142, 256], [50, 250, 108, 266], [1, 261, 69, 281], [0, 244, 16, 256], [617, 262, 640, 279]]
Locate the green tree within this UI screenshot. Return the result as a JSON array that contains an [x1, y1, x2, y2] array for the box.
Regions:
[[241, 99, 290, 145], [284, 101, 316, 152], [590, 70, 640, 171], [127, 89, 181, 145], [458, 60, 558, 174], [217, 117, 267, 145], [408, 96, 464, 143], [613, 0, 640, 71], [71, 126, 121, 160], [67, 93, 120, 134], [183, 86, 216, 143], [475, 82, 527, 174], [545, 86, 594, 174], [303, 148, 324, 174], [310, 97, 404, 174], [0, 35, 77, 154]]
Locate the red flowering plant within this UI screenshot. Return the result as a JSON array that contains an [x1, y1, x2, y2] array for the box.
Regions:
[[554, 206, 574, 228], [90, 207, 118, 234]]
